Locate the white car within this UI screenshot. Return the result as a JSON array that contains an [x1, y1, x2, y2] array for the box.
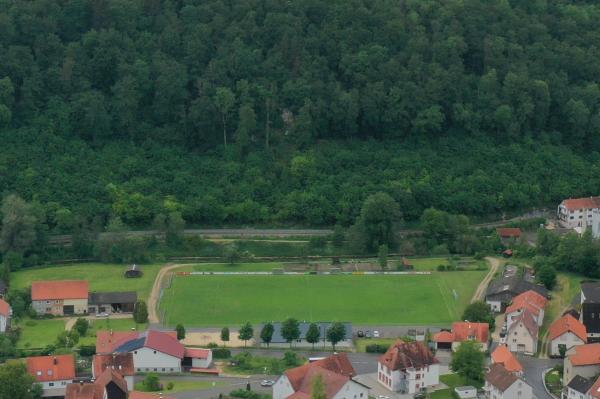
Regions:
[[377, 395, 390, 399], [260, 380, 275, 387], [373, 330, 380, 338], [96, 312, 110, 318]]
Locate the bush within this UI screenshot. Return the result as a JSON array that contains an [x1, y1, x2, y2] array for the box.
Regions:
[[212, 348, 231, 359], [437, 264, 446, 271], [167, 382, 174, 390], [207, 342, 219, 348], [79, 345, 96, 357], [230, 389, 270, 399], [365, 344, 390, 353]]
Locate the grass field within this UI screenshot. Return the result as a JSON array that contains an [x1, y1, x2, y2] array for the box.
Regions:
[[161, 270, 486, 326], [431, 374, 482, 399], [541, 272, 588, 337], [79, 318, 148, 346], [11, 263, 162, 300], [16, 318, 65, 349], [134, 379, 224, 393]]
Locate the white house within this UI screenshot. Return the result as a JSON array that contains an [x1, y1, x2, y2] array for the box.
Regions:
[[557, 196, 600, 231], [26, 355, 76, 397], [564, 343, 600, 386], [484, 363, 533, 399], [273, 353, 368, 399], [377, 340, 439, 394], [113, 330, 184, 373], [0, 298, 11, 332], [184, 348, 212, 369], [548, 314, 587, 357], [507, 310, 539, 355], [564, 375, 595, 399], [93, 353, 135, 391]]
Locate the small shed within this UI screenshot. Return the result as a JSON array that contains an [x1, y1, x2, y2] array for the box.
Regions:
[[454, 386, 477, 399], [401, 257, 413, 270], [124, 264, 142, 278]]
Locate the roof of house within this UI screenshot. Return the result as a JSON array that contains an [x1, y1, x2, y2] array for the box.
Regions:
[[263, 322, 352, 344], [567, 375, 594, 395], [582, 282, 600, 303], [496, 228, 522, 238], [96, 331, 140, 354], [88, 291, 137, 305], [549, 314, 587, 342], [93, 353, 135, 377], [589, 376, 600, 399], [486, 364, 519, 392], [486, 276, 549, 302], [451, 322, 489, 343], [0, 298, 10, 317], [31, 280, 89, 300], [184, 348, 211, 359], [114, 330, 184, 359], [129, 392, 174, 399], [509, 309, 539, 339], [568, 343, 600, 366], [27, 355, 76, 382], [491, 345, 523, 373], [561, 197, 600, 211], [432, 331, 454, 343], [66, 368, 128, 399], [94, 367, 128, 393], [379, 340, 438, 371], [506, 290, 548, 315], [283, 354, 359, 399]]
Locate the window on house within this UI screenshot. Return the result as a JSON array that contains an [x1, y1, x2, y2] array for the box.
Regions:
[[153, 350, 157, 354], [162, 368, 165, 372], [49, 383, 54, 387]]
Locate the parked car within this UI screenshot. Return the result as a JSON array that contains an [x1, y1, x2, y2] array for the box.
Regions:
[[260, 380, 275, 387], [365, 330, 372, 338], [377, 395, 390, 399], [96, 312, 109, 318], [373, 330, 380, 338], [357, 330, 364, 338]]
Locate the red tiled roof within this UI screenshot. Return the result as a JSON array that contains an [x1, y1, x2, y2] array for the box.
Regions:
[[432, 331, 454, 343], [589, 376, 600, 399], [31, 280, 89, 300], [378, 340, 438, 371], [96, 331, 139, 354], [130, 392, 174, 399], [66, 383, 102, 399], [486, 364, 518, 392], [568, 343, 600, 366], [0, 298, 10, 317], [549, 314, 587, 342], [509, 309, 539, 339], [562, 197, 600, 211], [184, 348, 211, 359], [145, 330, 184, 359], [451, 322, 489, 343], [496, 228, 522, 238], [94, 367, 128, 393], [284, 354, 356, 399], [93, 353, 134, 377], [491, 345, 523, 373], [27, 355, 76, 382], [506, 291, 548, 315]]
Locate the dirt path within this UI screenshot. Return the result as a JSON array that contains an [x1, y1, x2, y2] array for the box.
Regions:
[[148, 263, 193, 324], [539, 275, 575, 358], [471, 257, 501, 303], [64, 313, 133, 331]]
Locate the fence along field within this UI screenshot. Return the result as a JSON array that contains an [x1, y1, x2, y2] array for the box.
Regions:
[[160, 270, 487, 327]]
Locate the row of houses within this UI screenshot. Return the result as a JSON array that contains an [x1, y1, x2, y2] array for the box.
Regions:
[[31, 280, 137, 316], [27, 329, 212, 397]]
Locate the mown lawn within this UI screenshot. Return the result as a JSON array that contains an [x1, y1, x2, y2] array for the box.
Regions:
[[182, 262, 286, 272], [11, 263, 162, 300], [16, 318, 65, 349], [135, 379, 224, 394], [161, 271, 486, 326], [541, 272, 587, 337], [431, 374, 482, 399], [78, 317, 148, 346]]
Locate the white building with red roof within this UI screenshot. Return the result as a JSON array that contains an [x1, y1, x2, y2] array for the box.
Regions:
[[27, 354, 76, 397], [433, 322, 489, 352], [558, 196, 600, 231], [491, 345, 523, 376], [0, 297, 11, 332], [93, 353, 135, 391], [377, 340, 439, 394], [548, 314, 587, 357], [273, 353, 368, 399], [505, 290, 548, 330], [31, 280, 89, 316], [507, 310, 539, 355]]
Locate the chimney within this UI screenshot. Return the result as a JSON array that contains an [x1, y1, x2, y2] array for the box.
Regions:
[[80, 381, 84, 386], [53, 357, 58, 365]]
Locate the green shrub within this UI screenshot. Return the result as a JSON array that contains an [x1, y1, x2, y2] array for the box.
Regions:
[[212, 348, 231, 359], [79, 345, 96, 357], [365, 344, 390, 353], [437, 264, 446, 271], [167, 382, 174, 390]]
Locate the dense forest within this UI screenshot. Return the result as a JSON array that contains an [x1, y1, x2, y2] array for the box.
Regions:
[[2, 0, 600, 229]]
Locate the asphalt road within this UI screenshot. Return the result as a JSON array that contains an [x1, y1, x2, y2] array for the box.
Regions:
[[517, 355, 561, 399]]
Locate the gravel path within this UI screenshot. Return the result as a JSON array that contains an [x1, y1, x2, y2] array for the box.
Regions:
[[471, 257, 501, 303]]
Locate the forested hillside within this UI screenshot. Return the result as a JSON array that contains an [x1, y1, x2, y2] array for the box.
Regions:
[[2, 0, 600, 228]]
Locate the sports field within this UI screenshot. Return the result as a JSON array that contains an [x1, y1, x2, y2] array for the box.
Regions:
[[161, 271, 487, 326]]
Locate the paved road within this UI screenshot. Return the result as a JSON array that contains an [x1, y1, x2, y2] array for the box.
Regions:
[[518, 355, 561, 399]]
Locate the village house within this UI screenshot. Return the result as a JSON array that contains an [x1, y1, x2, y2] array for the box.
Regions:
[[96, 329, 211, 373], [580, 282, 600, 342], [548, 314, 587, 357], [484, 363, 533, 399], [505, 290, 548, 330], [490, 345, 523, 376], [557, 196, 600, 231], [485, 275, 549, 312], [377, 340, 439, 394], [264, 322, 353, 348], [506, 309, 539, 355], [31, 280, 89, 316], [27, 354, 76, 397], [564, 343, 600, 386], [66, 368, 127, 399], [87, 291, 137, 315], [432, 322, 489, 352], [273, 353, 368, 399], [564, 375, 596, 399], [496, 228, 522, 245], [0, 297, 11, 332], [93, 353, 135, 391]]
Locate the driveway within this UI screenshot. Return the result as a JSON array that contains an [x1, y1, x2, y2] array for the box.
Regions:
[[518, 355, 561, 399]]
